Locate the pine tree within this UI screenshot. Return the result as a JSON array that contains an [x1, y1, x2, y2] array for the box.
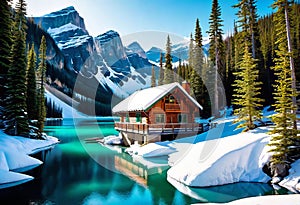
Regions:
[[190, 19, 205, 104], [232, 44, 263, 131], [249, 0, 260, 58], [291, 2, 300, 82], [151, 65, 156, 87], [268, 0, 299, 166], [224, 34, 235, 106], [187, 33, 194, 82], [181, 63, 186, 80], [164, 35, 173, 84], [278, 0, 297, 129], [5, 0, 29, 136], [177, 59, 183, 83], [26, 45, 38, 120], [208, 0, 225, 116], [258, 15, 275, 105], [36, 36, 47, 133], [158, 53, 164, 85], [0, 0, 12, 106]]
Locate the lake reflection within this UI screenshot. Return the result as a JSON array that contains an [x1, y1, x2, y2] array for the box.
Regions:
[[0, 118, 290, 204]]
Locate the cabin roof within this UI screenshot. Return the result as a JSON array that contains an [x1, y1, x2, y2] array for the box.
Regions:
[[112, 82, 203, 113]]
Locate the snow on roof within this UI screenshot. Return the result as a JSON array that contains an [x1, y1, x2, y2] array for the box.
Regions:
[[112, 82, 202, 113]]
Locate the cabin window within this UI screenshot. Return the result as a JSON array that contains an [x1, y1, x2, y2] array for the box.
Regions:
[[165, 95, 176, 104], [136, 112, 141, 123], [155, 114, 165, 123], [126, 113, 129, 122], [178, 114, 187, 123], [169, 96, 175, 103]]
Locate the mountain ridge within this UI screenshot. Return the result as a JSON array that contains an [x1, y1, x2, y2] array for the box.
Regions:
[[30, 6, 156, 115]]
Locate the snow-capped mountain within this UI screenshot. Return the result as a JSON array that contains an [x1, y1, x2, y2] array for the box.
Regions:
[[31, 6, 156, 115], [34, 6, 87, 34], [146, 37, 210, 63], [125, 42, 153, 72]]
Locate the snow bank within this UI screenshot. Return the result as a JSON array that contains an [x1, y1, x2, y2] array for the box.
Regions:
[[202, 194, 300, 205], [167, 126, 271, 187], [0, 130, 59, 189], [0, 170, 33, 189], [102, 134, 122, 145], [279, 160, 300, 193], [125, 142, 176, 158]]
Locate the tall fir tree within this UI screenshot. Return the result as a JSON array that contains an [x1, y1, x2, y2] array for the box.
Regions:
[[232, 0, 264, 129], [163, 35, 173, 84], [187, 33, 194, 83], [26, 45, 38, 120], [36, 36, 47, 133], [268, 0, 299, 166], [258, 14, 275, 105], [224, 33, 236, 106], [249, 0, 260, 58], [291, 2, 300, 82], [279, 0, 297, 129], [151, 65, 156, 87], [158, 52, 164, 85], [181, 63, 186, 81], [208, 0, 225, 116], [0, 0, 12, 106], [177, 59, 183, 83], [190, 19, 205, 106], [5, 0, 29, 136], [232, 44, 263, 131]]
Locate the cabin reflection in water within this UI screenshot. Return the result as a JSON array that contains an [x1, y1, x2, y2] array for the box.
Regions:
[[114, 152, 169, 188], [113, 82, 204, 145]]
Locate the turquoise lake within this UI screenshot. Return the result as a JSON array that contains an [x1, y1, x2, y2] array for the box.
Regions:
[[0, 118, 291, 204]]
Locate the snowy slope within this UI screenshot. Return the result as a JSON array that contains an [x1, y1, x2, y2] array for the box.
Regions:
[[45, 89, 86, 118], [94, 64, 151, 99]]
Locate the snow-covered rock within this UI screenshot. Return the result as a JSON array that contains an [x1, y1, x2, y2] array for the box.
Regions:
[[167, 128, 271, 187], [0, 170, 34, 189], [0, 130, 59, 189], [127, 142, 176, 158], [279, 160, 300, 193], [102, 135, 122, 145]]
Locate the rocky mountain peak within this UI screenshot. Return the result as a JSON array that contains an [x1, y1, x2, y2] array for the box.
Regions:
[[126, 41, 147, 59], [34, 6, 88, 34], [95, 30, 120, 44]]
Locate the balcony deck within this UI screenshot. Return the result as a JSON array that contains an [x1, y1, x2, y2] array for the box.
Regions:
[[115, 122, 203, 135]]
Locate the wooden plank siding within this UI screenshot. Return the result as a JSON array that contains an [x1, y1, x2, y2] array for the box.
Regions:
[[114, 86, 202, 143]]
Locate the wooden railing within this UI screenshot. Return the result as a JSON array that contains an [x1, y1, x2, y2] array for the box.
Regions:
[[165, 103, 181, 111], [115, 122, 203, 135]]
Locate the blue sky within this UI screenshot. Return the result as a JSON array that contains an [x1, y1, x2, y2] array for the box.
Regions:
[[21, 0, 274, 49]]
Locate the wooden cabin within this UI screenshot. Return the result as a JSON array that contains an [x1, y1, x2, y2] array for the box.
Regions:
[[112, 82, 203, 145]]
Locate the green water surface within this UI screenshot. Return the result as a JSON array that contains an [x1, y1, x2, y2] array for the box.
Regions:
[[0, 118, 290, 205]]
